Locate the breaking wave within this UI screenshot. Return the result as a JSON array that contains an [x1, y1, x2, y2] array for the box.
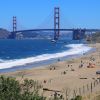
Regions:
[[0, 44, 92, 69]]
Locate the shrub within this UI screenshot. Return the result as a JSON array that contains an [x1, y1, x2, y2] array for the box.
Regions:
[[71, 95, 82, 100], [0, 76, 46, 100]]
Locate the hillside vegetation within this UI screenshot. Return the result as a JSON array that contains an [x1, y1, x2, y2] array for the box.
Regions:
[[0, 76, 46, 100], [92, 32, 100, 43], [0, 76, 84, 100]]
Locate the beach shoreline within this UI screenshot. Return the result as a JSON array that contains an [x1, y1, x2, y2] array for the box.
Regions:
[[1, 43, 100, 99], [0, 43, 93, 73]]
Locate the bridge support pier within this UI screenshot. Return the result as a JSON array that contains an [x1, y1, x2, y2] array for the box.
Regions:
[[73, 29, 85, 40]]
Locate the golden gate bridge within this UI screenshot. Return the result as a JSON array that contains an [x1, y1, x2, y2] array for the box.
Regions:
[[10, 7, 100, 40]]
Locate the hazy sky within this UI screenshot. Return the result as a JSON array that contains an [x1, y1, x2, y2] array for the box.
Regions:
[[0, 0, 100, 31]]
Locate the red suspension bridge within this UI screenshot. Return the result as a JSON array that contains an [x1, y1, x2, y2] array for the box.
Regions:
[[10, 7, 100, 40]]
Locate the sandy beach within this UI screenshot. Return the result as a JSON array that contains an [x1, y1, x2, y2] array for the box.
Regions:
[[1, 43, 100, 100]]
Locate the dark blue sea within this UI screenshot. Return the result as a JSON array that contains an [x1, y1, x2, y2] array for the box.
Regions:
[[0, 38, 92, 72]]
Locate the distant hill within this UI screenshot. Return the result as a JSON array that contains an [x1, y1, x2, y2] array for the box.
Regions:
[[0, 28, 11, 39], [20, 31, 54, 39], [21, 31, 73, 40], [0, 29, 72, 40], [92, 32, 100, 43]]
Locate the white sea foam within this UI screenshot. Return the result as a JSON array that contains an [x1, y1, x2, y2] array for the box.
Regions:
[[0, 44, 92, 69], [0, 59, 4, 63]]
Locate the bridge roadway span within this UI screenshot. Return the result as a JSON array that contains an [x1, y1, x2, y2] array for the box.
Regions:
[[11, 29, 100, 33]]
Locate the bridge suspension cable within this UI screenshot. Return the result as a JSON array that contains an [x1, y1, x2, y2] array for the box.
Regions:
[[36, 10, 54, 29], [60, 9, 75, 29]]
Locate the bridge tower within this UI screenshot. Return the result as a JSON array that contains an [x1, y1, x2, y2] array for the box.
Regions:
[[13, 16, 17, 32], [54, 7, 60, 40], [10, 16, 17, 38]]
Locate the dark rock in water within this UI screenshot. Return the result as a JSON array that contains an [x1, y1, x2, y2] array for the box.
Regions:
[[0, 28, 11, 39]]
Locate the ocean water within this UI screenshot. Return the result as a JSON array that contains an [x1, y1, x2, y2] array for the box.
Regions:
[[0, 39, 92, 72]]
